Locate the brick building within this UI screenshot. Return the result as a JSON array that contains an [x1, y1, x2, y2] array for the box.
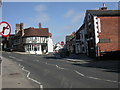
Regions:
[[84, 4, 120, 57], [13, 23, 53, 54], [66, 32, 76, 54]]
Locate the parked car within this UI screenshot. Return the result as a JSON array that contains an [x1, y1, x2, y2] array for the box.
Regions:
[[4, 48, 13, 52]]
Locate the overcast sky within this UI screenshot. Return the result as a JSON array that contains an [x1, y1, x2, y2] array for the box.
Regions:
[[2, 2, 118, 44]]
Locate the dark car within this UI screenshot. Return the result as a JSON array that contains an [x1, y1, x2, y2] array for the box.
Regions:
[[4, 48, 12, 52]]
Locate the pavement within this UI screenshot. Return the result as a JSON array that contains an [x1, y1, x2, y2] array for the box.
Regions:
[[2, 57, 37, 88], [64, 54, 93, 61]]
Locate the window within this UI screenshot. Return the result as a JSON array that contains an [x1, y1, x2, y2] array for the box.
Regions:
[[88, 14, 91, 21], [99, 39, 110, 43]]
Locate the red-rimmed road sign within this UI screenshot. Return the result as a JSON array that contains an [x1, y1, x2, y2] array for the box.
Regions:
[[0, 21, 11, 37]]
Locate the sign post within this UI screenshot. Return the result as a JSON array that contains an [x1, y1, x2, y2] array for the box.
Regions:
[[0, 21, 11, 90]]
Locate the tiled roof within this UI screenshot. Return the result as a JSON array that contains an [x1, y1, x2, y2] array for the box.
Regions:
[[66, 35, 74, 41], [87, 10, 120, 16], [23, 27, 49, 37]]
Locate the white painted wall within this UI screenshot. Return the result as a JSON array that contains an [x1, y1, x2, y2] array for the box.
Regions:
[[25, 44, 42, 54], [54, 43, 63, 51], [94, 16, 101, 57], [94, 16, 101, 45], [47, 37, 53, 53], [24, 36, 53, 54]]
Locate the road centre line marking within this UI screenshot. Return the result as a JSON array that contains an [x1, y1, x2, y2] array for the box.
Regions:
[[40, 85, 43, 90], [74, 70, 85, 77], [35, 59, 67, 70], [36, 60, 66, 70], [66, 59, 84, 62], [9, 56, 15, 59], [66, 59, 76, 60], [53, 58, 120, 84], [38, 60, 67, 70], [30, 57, 120, 84], [18, 59, 23, 61], [6, 52, 11, 54], [75, 70, 120, 84], [105, 80, 120, 83], [55, 65, 67, 70], [9, 56, 23, 62], [18, 64, 21, 66], [56, 65, 58, 68], [86, 76, 102, 80], [86, 75, 120, 83], [36, 60, 39, 62]]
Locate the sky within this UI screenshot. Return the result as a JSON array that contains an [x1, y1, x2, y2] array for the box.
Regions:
[[2, 2, 118, 44]]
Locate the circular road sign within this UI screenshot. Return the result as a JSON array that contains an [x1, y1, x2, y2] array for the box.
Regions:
[[0, 21, 11, 37]]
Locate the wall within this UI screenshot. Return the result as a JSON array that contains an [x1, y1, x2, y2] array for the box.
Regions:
[[85, 15, 96, 57], [98, 16, 120, 53], [47, 37, 53, 53]]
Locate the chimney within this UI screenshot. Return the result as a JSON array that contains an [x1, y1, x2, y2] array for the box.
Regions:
[[20, 23, 24, 30], [39, 23, 42, 28], [20, 23, 24, 36], [15, 24, 20, 34], [99, 3, 107, 10]]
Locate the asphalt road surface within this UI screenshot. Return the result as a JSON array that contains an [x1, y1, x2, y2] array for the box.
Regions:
[[2, 51, 119, 89]]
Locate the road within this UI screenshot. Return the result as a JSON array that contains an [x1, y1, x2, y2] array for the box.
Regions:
[[2, 51, 119, 88]]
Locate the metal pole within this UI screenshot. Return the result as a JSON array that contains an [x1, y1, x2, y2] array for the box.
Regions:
[[0, 0, 2, 89]]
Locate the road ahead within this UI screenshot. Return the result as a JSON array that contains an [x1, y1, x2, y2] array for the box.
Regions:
[[2, 51, 119, 88]]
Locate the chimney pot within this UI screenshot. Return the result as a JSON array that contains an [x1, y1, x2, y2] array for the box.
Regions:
[[39, 23, 42, 28], [99, 3, 107, 10], [16, 24, 20, 34]]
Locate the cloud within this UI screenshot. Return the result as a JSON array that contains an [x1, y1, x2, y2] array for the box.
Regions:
[[64, 9, 75, 18], [61, 25, 73, 31], [71, 13, 85, 23], [29, 4, 50, 25], [33, 13, 50, 23], [63, 9, 85, 24], [115, 2, 119, 9], [35, 4, 47, 12]]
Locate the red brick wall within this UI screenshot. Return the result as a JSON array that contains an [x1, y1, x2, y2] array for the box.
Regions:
[[98, 16, 120, 52]]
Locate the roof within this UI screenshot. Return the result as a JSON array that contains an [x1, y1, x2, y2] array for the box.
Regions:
[[66, 35, 74, 41], [76, 24, 85, 34], [23, 27, 49, 37], [86, 10, 120, 16]]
